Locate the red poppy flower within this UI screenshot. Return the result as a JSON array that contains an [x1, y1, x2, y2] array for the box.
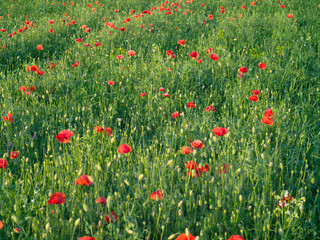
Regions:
[[261, 116, 273, 126], [221, 9, 225, 13], [37, 45, 43, 50], [163, 93, 170, 97], [116, 55, 123, 60], [206, 48, 213, 54], [29, 86, 36, 92], [14, 228, 20, 233], [127, 50, 136, 56], [30, 65, 39, 72], [258, 62, 266, 69], [79, 237, 96, 240], [72, 61, 79, 67], [47, 192, 66, 204], [189, 51, 199, 60], [198, 59, 203, 63], [278, 195, 294, 207], [190, 140, 204, 149], [205, 105, 216, 112], [177, 39, 185, 46], [228, 235, 245, 240], [48, 20, 54, 24], [172, 112, 179, 119], [220, 164, 230, 174], [105, 212, 118, 223], [287, 14, 293, 18], [140, 92, 147, 98], [166, 50, 175, 59], [212, 127, 228, 136], [201, 164, 210, 172], [102, 127, 112, 136], [280, 5, 285, 8], [210, 54, 219, 61], [75, 175, 94, 186], [264, 108, 274, 118], [3, 113, 12, 123], [56, 130, 74, 143], [252, 90, 260, 95], [95, 197, 107, 204], [187, 102, 196, 108], [108, 80, 114, 85], [0, 159, 7, 170], [10, 151, 19, 159], [208, 14, 213, 20], [0, 220, 3, 230], [120, 27, 125, 31], [94, 126, 104, 133], [150, 190, 163, 201], [180, 146, 193, 154], [19, 86, 27, 92], [36, 70, 44, 75], [118, 144, 132, 154], [159, 87, 165, 91], [95, 42, 101, 47], [238, 67, 248, 73], [176, 233, 196, 240], [249, 95, 259, 102]]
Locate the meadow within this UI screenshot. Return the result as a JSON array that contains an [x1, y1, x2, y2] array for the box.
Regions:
[[0, 0, 319, 239]]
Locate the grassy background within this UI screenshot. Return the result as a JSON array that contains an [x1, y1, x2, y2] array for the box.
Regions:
[[0, 0, 319, 239]]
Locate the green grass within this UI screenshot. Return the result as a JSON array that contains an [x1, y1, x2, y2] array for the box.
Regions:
[[0, 0, 319, 239]]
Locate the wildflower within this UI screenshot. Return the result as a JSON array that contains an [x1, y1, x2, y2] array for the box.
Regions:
[[150, 190, 163, 201], [118, 144, 132, 154], [0, 159, 7, 170], [75, 175, 94, 186], [190, 140, 204, 149], [3, 113, 12, 123], [10, 151, 19, 159], [212, 127, 228, 136], [56, 130, 74, 143], [47, 192, 66, 204], [105, 212, 118, 223]]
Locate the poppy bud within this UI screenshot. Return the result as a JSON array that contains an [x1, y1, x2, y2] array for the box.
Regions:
[[83, 203, 88, 212], [239, 195, 243, 202], [45, 223, 50, 231], [269, 162, 273, 168], [97, 165, 103, 171], [168, 234, 176, 239], [236, 168, 241, 175], [178, 200, 183, 208], [185, 228, 189, 237], [178, 209, 182, 216], [74, 218, 80, 227], [12, 215, 18, 223], [124, 180, 130, 186], [138, 174, 144, 181]]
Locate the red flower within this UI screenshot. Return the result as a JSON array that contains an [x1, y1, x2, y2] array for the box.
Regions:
[[163, 93, 170, 97], [95, 42, 101, 47], [105, 127, 113, 136], [201, 164, 210, 172], [238, 67, 248, 73], [287, 14, 293, 18], [10, 151, 19, 159], [19, 86, 27, 92], [94, 126, 105, 133], [206, 48, 213, 54], [166, 50, 175, 59], [29, 86, 36, 92], [79, 237, 96, 240], [228, 235, 245, 240], [120, 27, 125, 31], [56, 130, 74, 143], [261, 116, 273, 126], [30, 65, 39, 72], [220, 164, 230, 174], [3, 113, 12, 123], [280, 5, 285, 8], [208, 14, 213, 20], [198, 59, 203, 63], [48, 20, 54, 24], [140, 92, 147, 98], [205, 105, 216, 112], [36, 70, 44, 75], [127, 50, 136, 56], [187, 102, 196, 108], [258, 62, 266, 69], [264, 108, 274, 118], [210, 54, 219, 61], [47, 192, 66, 204], [116, 55, 123, 60], [76, 38, 83, 42], [0, 159, 7, 170], [37, 45, 43, 50], [278, 195, 294, 207], [150, 190, 163, 201], [212, 127, 228, 136], [159, 87, 165, 91], [252, 89, 260, 95], [75, 175, 94, 186], [105, 212, 118, 223], [242, 5, 245, 9], [249, 95, 259, 102], [177, 39, 185, 46], [190, 140, 204, 149], [180, 146, 193, 154], [95, 197, 107, 204], [49, 62, 55, 70], [172, 112, 179, 119], [0, 220, 3, 230], [176, 233, 196, 240], [118, 144, 132, 154], [72, 61, 79, 67], [189, 51, 199, 60], [108, 80, 114, 85]]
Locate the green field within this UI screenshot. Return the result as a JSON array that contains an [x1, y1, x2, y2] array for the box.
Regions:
[[0, 0, 319, 239]]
